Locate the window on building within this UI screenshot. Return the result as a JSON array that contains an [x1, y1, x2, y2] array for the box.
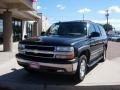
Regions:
[[12, 18, 22, 42], [0, 18, 3, 44], [26, 22, 33, 38], [0, 19, 3, 33]]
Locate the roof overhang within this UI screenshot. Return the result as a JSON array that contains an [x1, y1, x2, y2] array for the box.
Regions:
[[0, 0, 41, 21], [23, 11, 41, 21], [0, 0, 34, 11], [13, 10, 41, 21]]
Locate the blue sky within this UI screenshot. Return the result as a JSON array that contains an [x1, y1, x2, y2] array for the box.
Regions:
[[37, 0, 120, 30]]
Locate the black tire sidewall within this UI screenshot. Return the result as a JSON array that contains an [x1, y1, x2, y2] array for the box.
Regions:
[[101, 47, 106, 62]]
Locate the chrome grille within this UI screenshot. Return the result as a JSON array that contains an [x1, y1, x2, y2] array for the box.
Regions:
[[25, 45, 55, 51], [24, 45, 55, 58], [25, 52, 54, 58]]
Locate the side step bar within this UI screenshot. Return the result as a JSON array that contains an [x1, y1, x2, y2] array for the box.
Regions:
[[87, 56, 103, 67]]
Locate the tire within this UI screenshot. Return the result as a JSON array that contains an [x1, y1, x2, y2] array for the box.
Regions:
[[100, 47, 106, 62], [74, 55, 87, 82]]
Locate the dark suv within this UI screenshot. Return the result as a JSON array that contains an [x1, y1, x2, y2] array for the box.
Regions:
[[16, 20, 108, 81]]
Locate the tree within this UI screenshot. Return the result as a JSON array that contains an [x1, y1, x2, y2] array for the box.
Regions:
[[103, 24, 113, 32]]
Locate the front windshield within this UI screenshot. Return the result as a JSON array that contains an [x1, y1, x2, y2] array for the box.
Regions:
[[46, 22, 87, 37]]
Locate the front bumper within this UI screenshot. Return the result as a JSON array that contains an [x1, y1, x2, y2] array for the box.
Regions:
[[16, 54, 78, 73]]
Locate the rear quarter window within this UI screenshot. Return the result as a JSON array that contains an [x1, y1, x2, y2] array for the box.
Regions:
[[87, 23, 96, 36], [98, 25, 107, 37], [94, 24, 102, 36]]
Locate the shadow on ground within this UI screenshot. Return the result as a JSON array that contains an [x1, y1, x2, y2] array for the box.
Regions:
[[0, 63, 100, 86], [1, 63, 120, 90], [0, 69, 77, 86]]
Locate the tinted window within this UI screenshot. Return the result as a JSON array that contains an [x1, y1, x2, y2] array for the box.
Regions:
[[88, 23, 96, 35], [98, 24, 107, 36], [46, 22, 87, 37], [94, 24, 101, 36]]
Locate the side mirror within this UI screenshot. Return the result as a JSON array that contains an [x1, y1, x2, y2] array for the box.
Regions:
[[41, 31, 46, 36], [89, 32, 100, 38], [24, 35, 28, 39]]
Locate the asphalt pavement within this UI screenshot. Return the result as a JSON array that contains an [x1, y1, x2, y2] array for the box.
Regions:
[[106, 41, 120, 60], [0, 58, 120, 90]]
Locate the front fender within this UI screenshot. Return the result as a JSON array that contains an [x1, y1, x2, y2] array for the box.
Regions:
[[77, 45, 90, 57]]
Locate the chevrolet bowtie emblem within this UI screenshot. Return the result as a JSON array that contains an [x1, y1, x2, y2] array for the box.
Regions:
[[33, 50, 39, 54]]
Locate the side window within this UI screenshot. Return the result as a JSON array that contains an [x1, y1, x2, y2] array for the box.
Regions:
[[88, 23, 96, 35], [94, 24, 101, 36], [98, 25, 107, 36]]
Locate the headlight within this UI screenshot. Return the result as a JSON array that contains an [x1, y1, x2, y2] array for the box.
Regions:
[[56, 46, 74, 52], [18, 44, 25, 50], [55, 46, 75, 59]]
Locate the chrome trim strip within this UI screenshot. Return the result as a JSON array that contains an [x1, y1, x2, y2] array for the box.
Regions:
[[21, 49, 74, 55], [24, 54, 54, 59], [26, 45, 51, 47], [78, 45, 90, 50], [17, 58, 77, 72], [91, 47, 103, 56], [88, 56, 103, 67], [24, 49, 54, 54]]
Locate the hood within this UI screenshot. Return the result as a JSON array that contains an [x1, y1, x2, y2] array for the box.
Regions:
[[21, 35, 86, 46]]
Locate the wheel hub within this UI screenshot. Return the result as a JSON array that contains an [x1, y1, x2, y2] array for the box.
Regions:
[[80, 59, 86, 78]]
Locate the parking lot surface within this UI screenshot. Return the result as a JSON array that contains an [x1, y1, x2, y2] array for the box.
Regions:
[[0, 41, 120, 90], [106, 41, 120, 60]]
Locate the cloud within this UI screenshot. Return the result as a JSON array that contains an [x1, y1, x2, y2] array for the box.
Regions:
[[98, 6, 120, 14], [77, 8, 91, 13], [109, 6, 120, 13], [37, 5, 42, 9], [37, 6, 47, 10], [56, 4, 65, 10], [98, 10, 106, 14]]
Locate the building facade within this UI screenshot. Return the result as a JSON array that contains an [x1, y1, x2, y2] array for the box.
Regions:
[[38, 13, 50, 35], [0, 0, 41, 52]]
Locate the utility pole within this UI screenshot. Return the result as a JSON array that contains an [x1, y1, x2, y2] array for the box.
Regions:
[[105, 10, 109, 32], [83, 13, 85, 21], [82, 10, 85, 21]]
